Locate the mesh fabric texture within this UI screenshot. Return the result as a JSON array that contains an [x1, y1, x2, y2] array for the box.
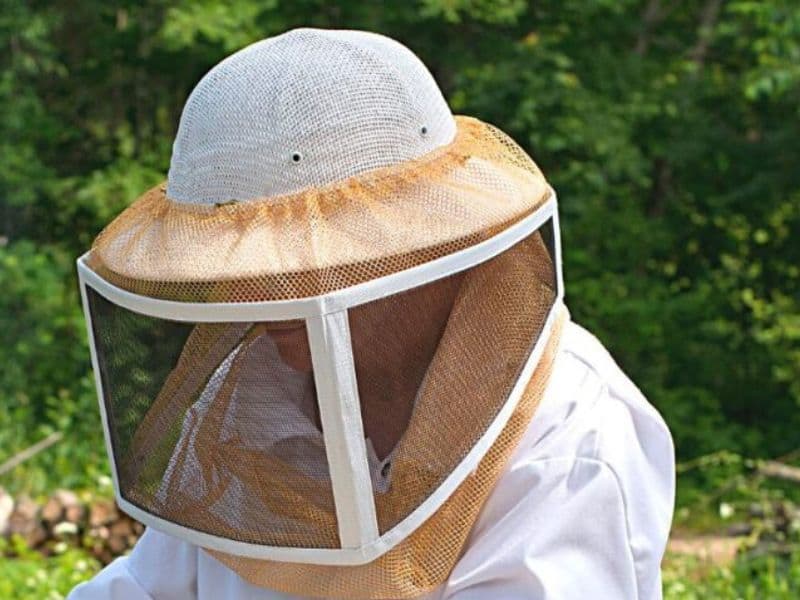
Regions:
[[166, 29, 456, 204], [209, 308, 568, 599], [85, 226, 557, 558], [87, 117, 549, 302], [80, 26, 564, 599], [85, 298, 340, 548]]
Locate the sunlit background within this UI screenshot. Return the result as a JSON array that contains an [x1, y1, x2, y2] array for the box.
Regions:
[[1, 1, 799, 598]]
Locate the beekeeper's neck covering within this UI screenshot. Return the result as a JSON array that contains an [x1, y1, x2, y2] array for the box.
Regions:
[[77, 28, 568, 599]]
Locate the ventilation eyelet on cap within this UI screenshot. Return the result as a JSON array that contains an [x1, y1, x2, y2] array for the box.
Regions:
[[420, 126, 428, 136], [292, 152, 302, 163]]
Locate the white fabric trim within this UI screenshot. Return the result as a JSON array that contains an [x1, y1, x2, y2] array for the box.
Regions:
[[67, 320, 676, 600], [551, 200, 565, 298], [358, 296, 564, 558], [76, 188, 566, 565], [77, 280, 124, 503], [77, 192, 557, 322], [81, 297, 563, 565], [306, 311, 380, 549]]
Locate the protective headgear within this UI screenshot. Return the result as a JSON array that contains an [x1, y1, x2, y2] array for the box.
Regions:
[[77, 28, 567, 599]]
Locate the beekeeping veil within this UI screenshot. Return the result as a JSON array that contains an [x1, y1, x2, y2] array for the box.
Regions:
[[77, 28, 567, 599]]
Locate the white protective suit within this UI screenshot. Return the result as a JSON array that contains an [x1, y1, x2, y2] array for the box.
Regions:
[[69, 321, 675, 600]]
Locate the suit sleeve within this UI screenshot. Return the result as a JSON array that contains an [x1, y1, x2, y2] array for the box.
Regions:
[[438, 377, 675, 599], [438, 456, 640, 599]]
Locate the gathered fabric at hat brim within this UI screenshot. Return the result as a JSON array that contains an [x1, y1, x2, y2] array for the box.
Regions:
[[87, 117, 550, 303]]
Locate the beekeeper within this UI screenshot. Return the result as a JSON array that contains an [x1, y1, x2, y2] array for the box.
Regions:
[[69, 28, 674, 600]]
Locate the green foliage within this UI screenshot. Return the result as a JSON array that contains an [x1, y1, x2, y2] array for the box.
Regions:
[[0, 241, 108, 493], [0, 537, 100, 600], [664, 551, 800, 599], [675, 450, 800, 535], [445, 0, 800, 459], [1, 0, 799, 594]]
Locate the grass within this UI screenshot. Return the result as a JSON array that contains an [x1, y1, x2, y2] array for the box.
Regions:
[[3, 450, 798, 597], [1, 537, 799, 599], [0, 537, 100, 600], [663, 550, 800, 599]]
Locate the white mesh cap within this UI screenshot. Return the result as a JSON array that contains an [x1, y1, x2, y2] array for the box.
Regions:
[[166, 28, 457, 205]]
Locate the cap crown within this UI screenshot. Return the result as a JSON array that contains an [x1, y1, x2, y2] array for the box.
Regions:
[[167, 28, 456, 205]]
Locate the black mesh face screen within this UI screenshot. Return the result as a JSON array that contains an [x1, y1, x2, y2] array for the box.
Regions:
[[81, 218, 557, 550], [86, 289, 195, 461], [347, 224, 558, 534], [539, 217, 557, 281], [85, 288, 340, 548]]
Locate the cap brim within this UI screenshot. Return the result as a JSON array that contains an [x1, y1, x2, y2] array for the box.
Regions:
[[88, 117, 550, 302]]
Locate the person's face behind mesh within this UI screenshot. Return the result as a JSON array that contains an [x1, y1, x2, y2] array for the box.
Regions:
[[263, 274, 464, 460]]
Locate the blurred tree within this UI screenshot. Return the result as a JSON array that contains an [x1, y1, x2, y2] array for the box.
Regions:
[[1, 0, 798, 493]]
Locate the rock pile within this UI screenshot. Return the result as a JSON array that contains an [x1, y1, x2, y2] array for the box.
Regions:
[[0, 487, 143, 564]]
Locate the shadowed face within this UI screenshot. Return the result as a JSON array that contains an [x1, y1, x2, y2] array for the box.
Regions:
[[264, 320, 312, 372], [263, 274, 463, 460]]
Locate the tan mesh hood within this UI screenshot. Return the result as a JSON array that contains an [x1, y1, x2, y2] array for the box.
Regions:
[[76, 27, 567, 600], [210, 309, 567, 599], [81, 217, 565, 596], [87, 117, 549, 302]]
